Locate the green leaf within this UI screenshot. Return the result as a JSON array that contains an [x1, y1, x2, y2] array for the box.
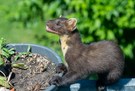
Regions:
[[8, 48, 15, 55], [14, 52, 28, 61], [0, 76, 11, 88], [2, 48, 10, 58], [27, 45, 31, 52], [0, 57, 4, 66], [12, 63, 28, 70], [0, 38, 6, 49]]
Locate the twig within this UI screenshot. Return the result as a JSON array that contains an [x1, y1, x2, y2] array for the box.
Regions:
[[7, 72, 12, 82], [0, 70, 6, 78], [8, 72, 13, 87]]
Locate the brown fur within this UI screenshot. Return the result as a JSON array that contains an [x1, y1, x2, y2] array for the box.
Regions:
[[46, 17, 125, 91]]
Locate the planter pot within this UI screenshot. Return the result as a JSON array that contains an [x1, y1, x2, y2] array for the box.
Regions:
[[7, 43, 62, 91]]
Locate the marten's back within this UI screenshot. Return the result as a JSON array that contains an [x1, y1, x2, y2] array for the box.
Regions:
[[80, 40, 124, 73]]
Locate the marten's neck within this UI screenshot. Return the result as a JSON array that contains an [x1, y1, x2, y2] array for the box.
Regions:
[[60, 29, 83, 56], [67, 29, 82, 46]]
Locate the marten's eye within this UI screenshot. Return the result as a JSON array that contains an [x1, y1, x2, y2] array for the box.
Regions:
[[56, 21, 60, 25]]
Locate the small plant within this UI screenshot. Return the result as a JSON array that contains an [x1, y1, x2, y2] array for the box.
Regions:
[[0, 38, 14, 88], [0, 38, 31, 89], [0, 38, 15, 66]]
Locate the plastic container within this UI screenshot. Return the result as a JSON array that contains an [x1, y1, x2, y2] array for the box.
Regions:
[[7, 43, 62, 91]]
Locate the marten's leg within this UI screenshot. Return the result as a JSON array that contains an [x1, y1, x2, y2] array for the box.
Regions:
[[105, 69, 121, 85], [56, 63, 67, 75], [96, 73, 107, 91], [49, 71, 81, 86], [96, 70, 121, 91]]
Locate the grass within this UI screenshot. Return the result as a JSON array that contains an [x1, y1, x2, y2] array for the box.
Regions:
[[0, 22, 39, 43]]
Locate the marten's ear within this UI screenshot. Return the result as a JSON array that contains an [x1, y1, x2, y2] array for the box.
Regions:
[[59, 15, 63, 18], [67, 18, 77, 31], [59, 15, 62, 18]]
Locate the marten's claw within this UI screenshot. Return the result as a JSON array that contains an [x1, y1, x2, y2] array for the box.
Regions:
[[56, 63, 67, 75], [49, 75, 62, 86]]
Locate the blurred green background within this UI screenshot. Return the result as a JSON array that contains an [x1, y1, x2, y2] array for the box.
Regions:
[[0, 0, 135, 77]]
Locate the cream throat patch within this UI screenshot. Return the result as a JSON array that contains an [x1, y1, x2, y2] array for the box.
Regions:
[[60, 35, 70, 57]]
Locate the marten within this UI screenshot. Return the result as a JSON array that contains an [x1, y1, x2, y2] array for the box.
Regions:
[[46, 17, 125, 91]]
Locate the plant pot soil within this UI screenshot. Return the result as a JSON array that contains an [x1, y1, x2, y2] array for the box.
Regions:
[[11, 53, 56, 91], [0, 44, 62, 91]]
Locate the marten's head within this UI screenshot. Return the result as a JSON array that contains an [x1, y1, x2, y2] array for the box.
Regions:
[[46, 17, 77, 35]]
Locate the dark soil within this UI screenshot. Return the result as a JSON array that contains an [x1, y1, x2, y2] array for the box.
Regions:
[[11, 53, 56, 91]]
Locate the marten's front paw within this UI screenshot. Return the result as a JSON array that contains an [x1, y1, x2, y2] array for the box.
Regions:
[[49, 75, 62, 86], [56, 63, 67, 75]]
